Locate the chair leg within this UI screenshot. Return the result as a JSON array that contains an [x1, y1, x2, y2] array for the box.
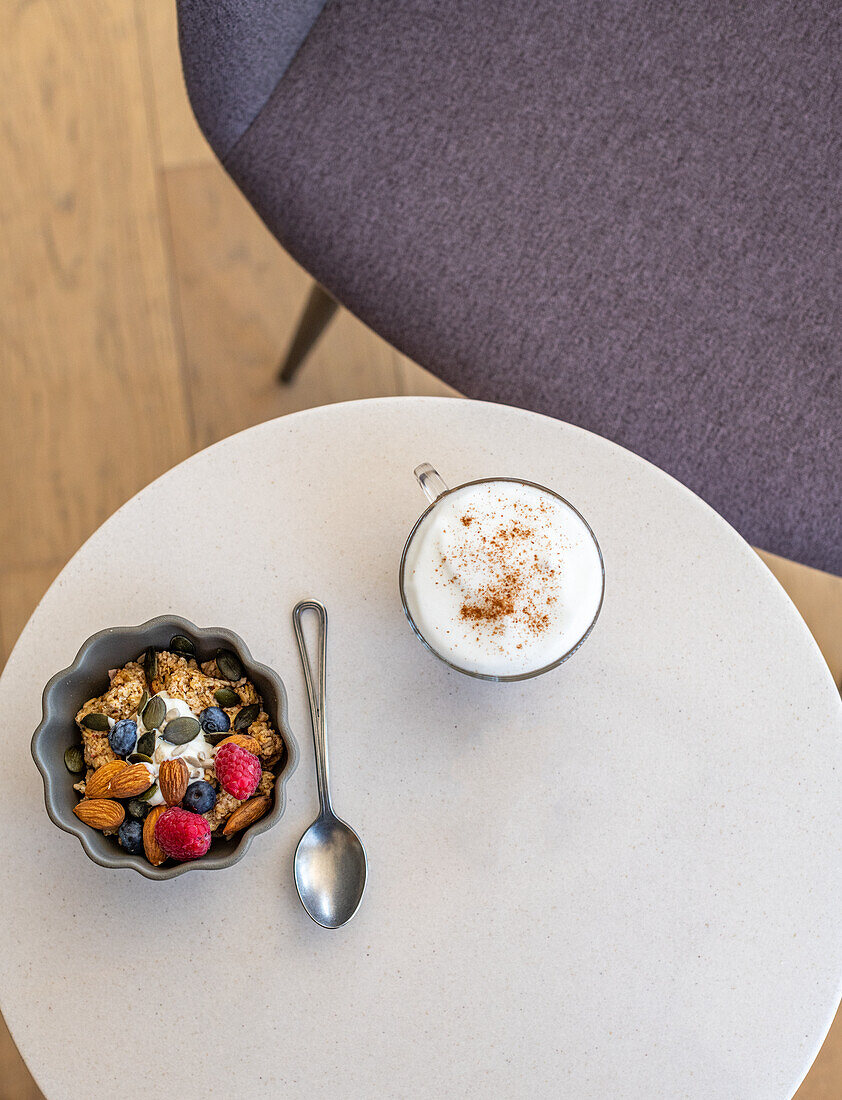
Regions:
[[278, 283, 339, 384]]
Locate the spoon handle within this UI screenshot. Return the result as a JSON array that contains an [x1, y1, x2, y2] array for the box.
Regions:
[[292, 600, 332, 815]]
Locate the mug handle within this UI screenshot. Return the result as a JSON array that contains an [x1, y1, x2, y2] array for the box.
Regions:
[[414, 463, 449, 504]]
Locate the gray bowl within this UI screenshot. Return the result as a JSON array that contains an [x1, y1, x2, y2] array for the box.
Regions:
[[31, 615, 298, 880]]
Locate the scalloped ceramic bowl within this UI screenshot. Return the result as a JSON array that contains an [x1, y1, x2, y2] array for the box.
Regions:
[[31, 615, 298, 880]]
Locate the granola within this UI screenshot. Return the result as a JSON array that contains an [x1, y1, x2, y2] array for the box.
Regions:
[[67, 643, 284, 865]]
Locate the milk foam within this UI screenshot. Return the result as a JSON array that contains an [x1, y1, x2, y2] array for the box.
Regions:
[[403, 480, 603, 677]]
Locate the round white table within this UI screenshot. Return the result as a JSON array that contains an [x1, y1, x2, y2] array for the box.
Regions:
[[1, 397, 840, 1099]]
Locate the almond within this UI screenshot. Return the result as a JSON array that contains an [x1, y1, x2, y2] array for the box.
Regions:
[[109, 762, 155, 799], [73, 798, 125, 830], [217, 734, 260, 756], [84, 759, 128, 799], [143, 804, 168, 866], [159, 758, 189, 806], [222, 795, 271, 836]]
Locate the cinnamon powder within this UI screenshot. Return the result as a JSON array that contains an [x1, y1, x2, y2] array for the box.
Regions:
[[457, 511, 552, 640]]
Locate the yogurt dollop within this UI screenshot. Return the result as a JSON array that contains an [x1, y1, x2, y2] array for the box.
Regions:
[[135, 692, 215, 806]]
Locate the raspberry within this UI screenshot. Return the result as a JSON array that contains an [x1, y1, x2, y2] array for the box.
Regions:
[[214, 741, 261, 800], [154, 807, 211, 861]]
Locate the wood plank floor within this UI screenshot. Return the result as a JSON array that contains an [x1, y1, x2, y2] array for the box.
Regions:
[[0, 4, 837, 1098]]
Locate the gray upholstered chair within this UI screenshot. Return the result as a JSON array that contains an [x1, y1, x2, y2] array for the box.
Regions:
[[177, 0, 841, 574]]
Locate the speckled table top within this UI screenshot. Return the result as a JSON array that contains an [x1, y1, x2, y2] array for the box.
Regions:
[[1, 397, 840, 1099]]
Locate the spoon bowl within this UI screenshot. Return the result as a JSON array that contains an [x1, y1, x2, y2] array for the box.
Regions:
[[294, 813, 367, 928]]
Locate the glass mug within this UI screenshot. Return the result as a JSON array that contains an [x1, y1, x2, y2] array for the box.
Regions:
[[399, 464, 605, 682]]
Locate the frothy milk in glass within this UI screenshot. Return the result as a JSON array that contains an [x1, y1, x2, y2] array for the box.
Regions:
[[401, 478, 603, 679]]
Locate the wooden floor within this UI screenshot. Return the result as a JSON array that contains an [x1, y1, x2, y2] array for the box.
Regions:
[[0, 5, 838, 1098]]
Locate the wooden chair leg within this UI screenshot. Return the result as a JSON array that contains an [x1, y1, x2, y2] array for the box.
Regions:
[[278, 282, 339, 383]]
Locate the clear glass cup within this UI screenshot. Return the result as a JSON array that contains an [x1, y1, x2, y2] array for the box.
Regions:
[[399, 463, 605, 682]]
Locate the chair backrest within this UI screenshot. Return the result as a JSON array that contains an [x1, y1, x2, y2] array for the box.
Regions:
[[176, 0, 842, 573], [176, 0, 327, 159]]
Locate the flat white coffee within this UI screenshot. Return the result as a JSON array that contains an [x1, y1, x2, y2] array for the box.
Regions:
[[402, 480, 603, 677]]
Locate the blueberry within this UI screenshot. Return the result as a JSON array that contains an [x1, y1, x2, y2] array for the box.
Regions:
[[108, 718, 137, 757], [182, 780, 217, 815], [127, 798, 151, 821], [118, 819, 144, 854], [198, 706, 230, 734]]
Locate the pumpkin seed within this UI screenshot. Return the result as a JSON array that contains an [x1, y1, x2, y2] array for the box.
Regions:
[[161, 716, 201, 745], [127, 752, 153, 764], [64, 744, 85, 774], [138, 781, 158, 803], [136, 729, 156, 757], [134, 688, 149, 718], [234, 703, 260, 731], [142, 646, 158, 683], [204, 731, 232, 745], [214, 687, 240, 708], [170, 634, 195, 657], [216, 649, 243, 681], [81, 713, 110, 732], [143, 695, 166, 731]]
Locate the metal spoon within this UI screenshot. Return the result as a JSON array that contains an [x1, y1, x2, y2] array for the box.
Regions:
[[292, 600, 367, 928]]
